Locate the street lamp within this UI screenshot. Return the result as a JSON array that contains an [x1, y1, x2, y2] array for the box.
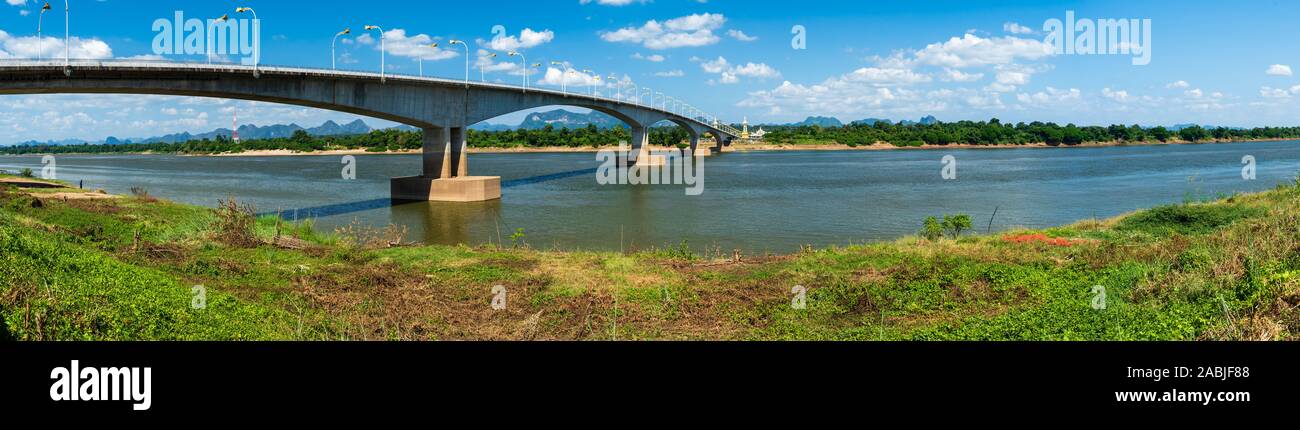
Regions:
[[37, 2, 51, 61], [235, 7, 259, 76], [550, 61, 571, 96], [656, 92, 664, 111], [582, 69, 594, 96], [420, 42, 437, 77], [363, 25, 384, 82], [448, 39, 468, 87], [210, 14, 230, 65], [643, 88, 652, 108], [507, 51, 527, 92], [331, 28, 350, 70], [61, 0, 69, 75], [629, 82, 638, 105], [608, 74, 620, 101], [478, 52, 496, 83]]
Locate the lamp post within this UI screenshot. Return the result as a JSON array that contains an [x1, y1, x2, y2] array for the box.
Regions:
[[582, 69, 594, 96], [608, 74, 620, 101], [656, 92, 664, 111], [37, 2, 51, 61], [331, 28, 350, 70], [363, 25, 384, 82], [507, 51, 527, 92], [209, 14, 230, 65], [629, 82, 638, 105], [479, 52, 496, 83], [550, 61, 571, 96], [643, 88, 652, 108], [448, 39, 468, 87], [61, 0, 69, 75], [420, 42, 438, 77], [233, 7, 258, 75]]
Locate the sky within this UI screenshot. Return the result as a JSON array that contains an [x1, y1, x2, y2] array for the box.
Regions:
[[2, 0, 1300, 143]]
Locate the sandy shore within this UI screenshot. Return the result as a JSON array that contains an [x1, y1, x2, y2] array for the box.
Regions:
[[198, 137, 1297, 157]]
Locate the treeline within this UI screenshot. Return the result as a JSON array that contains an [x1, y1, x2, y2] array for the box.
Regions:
[[8, 119, 1300, 155], [763, 119, 1300, 147], [0, 124, 694, 155]]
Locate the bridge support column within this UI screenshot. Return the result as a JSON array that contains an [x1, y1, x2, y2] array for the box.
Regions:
[[629, 126, 665, 167], [391, 126, 501, 202], [688, 134, 707, 157]]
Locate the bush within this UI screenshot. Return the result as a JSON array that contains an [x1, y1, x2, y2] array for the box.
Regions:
[[1117, 204, 1263, 236], [214, 198, 259, 247], [921, 216, 944, 241], [19, 168, 33, 178], [943, 214, 973, 239]]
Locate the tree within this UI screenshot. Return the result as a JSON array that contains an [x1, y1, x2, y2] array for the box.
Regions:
[[922, 216, 944, 241], [1178, 125, 1208, 142], [1150, 126, 1172, 142], [942, 214, 972, 239]]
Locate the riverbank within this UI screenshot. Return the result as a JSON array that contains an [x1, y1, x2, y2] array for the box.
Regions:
[[5, 136, 1294, 158], [166, 136, 1300, 156], [2, 173, 1297, 341]]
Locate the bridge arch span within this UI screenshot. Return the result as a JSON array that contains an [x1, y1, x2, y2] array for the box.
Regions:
[[0, 61, 740, 201]]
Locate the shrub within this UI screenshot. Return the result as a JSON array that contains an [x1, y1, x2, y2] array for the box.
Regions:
[[1117, 203, 1263, 236], [19, 168, 34, 178], [921, 216, 944, 241], [214, 198, 259, 247], [943, 214, 973, 239]]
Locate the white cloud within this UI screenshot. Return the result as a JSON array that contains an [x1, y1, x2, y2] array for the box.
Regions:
[[696, 56, 781, 84], [632, 52, 665, 62], [1102, 87, 1131, 102], [726, 29, 757, 42], [1002, 22, 1035, 35], [481, 28, 554, 51], [914, 33, 1053, 68], [0, 30, 112, 59], [1166, 80, 1190, 89], [1260, 86, 1291, 99], [1266, 64, 1292, 77], [655, 70, 685, 77], [475, 49, 523, 76], [1013, 87, 1081, 110], [359, 29, 457, 61], [6, 0, 27, 6], [600, 13, 725, 49], [536, 67, 598, 87], [941, 68, 983, 82]]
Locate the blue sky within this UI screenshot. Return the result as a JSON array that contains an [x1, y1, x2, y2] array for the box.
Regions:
[[2, 0, 1300, 143]]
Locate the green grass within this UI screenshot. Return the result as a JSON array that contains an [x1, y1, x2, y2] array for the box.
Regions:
[[1, 176, 1298, 340]]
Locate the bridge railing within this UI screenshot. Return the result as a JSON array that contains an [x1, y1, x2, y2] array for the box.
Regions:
[[0, 58, 740, 137]]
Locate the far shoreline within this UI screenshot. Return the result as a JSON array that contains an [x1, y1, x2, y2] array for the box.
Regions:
[[3, 137, 1296, 157]]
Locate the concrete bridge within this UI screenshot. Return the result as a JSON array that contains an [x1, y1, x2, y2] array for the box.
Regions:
[[0, 60, 741, 201]]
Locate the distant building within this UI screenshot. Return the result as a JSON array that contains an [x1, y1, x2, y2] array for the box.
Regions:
[[751, 127, 767, 140]]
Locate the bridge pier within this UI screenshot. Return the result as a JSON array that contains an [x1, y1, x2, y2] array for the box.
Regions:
[[629, 126, 666, 167], [391, 126, 501, 202]]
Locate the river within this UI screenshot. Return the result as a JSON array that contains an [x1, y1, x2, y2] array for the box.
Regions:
[[3, 140, 1298, 253]]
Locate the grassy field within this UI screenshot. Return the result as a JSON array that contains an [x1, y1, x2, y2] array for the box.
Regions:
[[2, 174, 1298, 340]]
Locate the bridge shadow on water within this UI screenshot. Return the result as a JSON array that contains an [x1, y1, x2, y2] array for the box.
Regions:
[[259, 167, 598, 220]]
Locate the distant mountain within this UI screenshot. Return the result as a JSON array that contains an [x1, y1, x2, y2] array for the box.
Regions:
[[8, 119, 375, 146], [919, 115, 939, 125], [519, 109, 622, 129], [786, 116, 843, 127], [468, 109, 624, 131], [11, 138, 89, 146], [851, 118, 892, 126]]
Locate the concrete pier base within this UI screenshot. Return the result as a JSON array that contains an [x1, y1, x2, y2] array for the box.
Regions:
[[391, 176, 501, 202]]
